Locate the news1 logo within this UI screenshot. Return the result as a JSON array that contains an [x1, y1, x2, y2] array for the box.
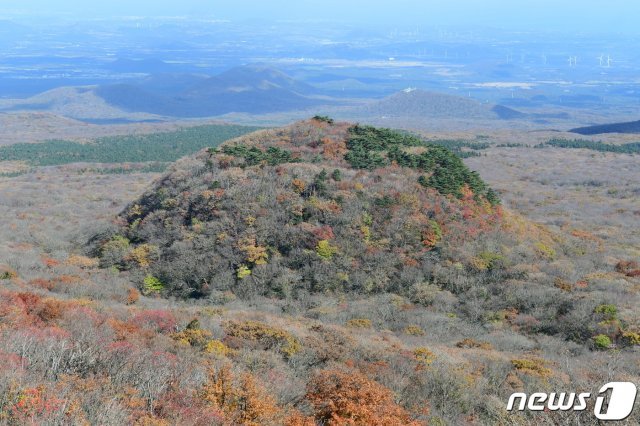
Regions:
[[507, 382, 638, 421]]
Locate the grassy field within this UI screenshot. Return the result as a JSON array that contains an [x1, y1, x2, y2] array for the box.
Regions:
[[465, 146, 640, 262]]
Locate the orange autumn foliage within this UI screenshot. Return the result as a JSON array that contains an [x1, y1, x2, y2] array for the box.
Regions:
[[305, 369, 423, 425], [37, 298, 66, 323], [41, 256, 60, 268], [126, 287, 140, 305], [321, 137, 348, 160], [65, 254, 99, 269], [284, 410, 316, 426], [8, 385, 65, 423], [200, 364, 281, 425], [291, 178, 306, 194]]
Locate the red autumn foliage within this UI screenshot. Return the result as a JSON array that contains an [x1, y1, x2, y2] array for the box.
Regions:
[[29, 278, 55, 291], [312, 225, 335, 241], [9, 385, 65, 424], [616, 260, 640, 277], [0, 350, 25, 370], [155, 385, 225, 426], [133, 309, 178, 334], [16, 292, 43, 315]]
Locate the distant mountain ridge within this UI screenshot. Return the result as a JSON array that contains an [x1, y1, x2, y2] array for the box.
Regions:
[[0, 70, 571, 126], [185, 66, 316, 97], [0, 86, 159, 121], [95, 65, 327, 118], [570, 119, 640, 135], [351, 89, 525, 121]]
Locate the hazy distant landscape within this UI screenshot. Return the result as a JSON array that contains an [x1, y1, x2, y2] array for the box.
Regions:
[[1, 15, 640, 131], [0, 2, 639, 425]]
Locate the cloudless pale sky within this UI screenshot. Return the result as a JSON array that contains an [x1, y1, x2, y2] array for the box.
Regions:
[[3, 0, 639, 32]]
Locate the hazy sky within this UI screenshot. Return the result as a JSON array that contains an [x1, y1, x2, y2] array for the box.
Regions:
[[4, 0, 640, 32]]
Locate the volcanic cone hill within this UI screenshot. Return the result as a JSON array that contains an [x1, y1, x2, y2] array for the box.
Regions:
[[93, 117, 511, 300]]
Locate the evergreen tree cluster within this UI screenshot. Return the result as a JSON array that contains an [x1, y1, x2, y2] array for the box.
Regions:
[[0, 124, 260, 166], [540, 138, 640, 154], [344, 125, 499, 204], [220, 145, 298, 166]]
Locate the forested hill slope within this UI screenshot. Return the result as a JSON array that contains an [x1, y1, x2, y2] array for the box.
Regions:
[[93, 117, 503, 299], [92, 117, 640, 381]]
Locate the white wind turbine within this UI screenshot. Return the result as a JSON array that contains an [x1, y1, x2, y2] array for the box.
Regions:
[[598, 55, 604, 67], [606, 55, 612, 68]]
